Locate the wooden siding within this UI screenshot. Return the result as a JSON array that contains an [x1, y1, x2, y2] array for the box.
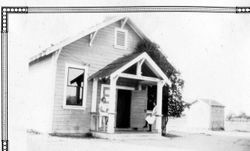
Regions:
[[52, 22, 141, 134], [130, 90, 147, 128], [28, 54, 56, 133], [210, 106, 225, 130]]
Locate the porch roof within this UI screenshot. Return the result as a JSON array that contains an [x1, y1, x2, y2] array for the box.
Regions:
[[89, 52, 171, 85], [89, 53, 142, 79]]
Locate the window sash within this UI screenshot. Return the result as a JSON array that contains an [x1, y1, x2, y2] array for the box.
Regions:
[[63, 64, 88, 110], [67, 67, 85, 86], [66, 86, 83, 106]]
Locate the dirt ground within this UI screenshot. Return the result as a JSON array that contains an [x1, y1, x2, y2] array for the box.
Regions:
[[24, 130, 250, 151]]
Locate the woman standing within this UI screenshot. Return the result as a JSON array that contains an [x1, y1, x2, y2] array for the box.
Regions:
[[99, 97, 109, 131]]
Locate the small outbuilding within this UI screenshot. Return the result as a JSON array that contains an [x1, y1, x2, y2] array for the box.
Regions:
[[186, 99, 225, 131]]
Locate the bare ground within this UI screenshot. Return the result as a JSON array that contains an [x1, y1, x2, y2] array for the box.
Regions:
[[24, 130, 250, 151]]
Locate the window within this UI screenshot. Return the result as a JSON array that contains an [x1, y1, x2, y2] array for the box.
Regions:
[[101, 85, 110, 103], [114, 28, 128, 49], [64, 64, 88, 109]]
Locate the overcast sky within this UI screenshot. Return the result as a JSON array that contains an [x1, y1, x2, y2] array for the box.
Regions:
[[2, 0, 250, 116]]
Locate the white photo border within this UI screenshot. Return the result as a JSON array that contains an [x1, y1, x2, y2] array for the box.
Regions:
[[1, 5, 250, 151]]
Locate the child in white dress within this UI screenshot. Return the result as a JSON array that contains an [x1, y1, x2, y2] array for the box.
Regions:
[[99, 97, 109, 130], [143, 103, 157, 132]]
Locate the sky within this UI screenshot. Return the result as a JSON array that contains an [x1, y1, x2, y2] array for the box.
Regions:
[[1, 1, 250, 126]]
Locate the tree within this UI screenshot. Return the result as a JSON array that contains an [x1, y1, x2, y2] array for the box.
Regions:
[[135, 40, 185, 135]]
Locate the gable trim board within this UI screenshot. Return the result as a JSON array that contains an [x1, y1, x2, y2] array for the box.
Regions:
[[89, 52, 171, 85], [30, 16, 149, 63]]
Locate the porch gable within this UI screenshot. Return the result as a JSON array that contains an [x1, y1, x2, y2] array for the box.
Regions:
[[90, 52, 168, 134], [89, 52, 171, 85]]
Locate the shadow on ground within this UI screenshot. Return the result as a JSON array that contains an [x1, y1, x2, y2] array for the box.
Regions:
[[162, 133, 181, 138]]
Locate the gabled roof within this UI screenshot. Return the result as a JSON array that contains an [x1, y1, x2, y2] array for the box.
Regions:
[[89, 52, 171, 85], [192, 99, 225, 107], [89, 53, 142, 79], [201, 99, 224, 107], [30, 16, 150, 63]]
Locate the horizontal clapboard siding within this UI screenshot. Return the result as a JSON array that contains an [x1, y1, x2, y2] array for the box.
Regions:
[[52, 22, 141, 134], [130, 90, 147, 128], [210, 106, 225, 130]]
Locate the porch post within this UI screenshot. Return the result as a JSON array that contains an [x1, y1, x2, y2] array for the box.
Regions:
[[155, 81, 164, 133], [107, 75, 118, 133], [90, 78, 98, 131], [91, 78, 98, 113]]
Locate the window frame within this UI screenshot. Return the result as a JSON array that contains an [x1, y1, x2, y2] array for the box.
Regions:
[[114, 27, 128, 50], [63, 63, 88, 110]]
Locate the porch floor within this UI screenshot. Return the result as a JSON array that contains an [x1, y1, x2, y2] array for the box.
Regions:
[[91, 129, 162, 140]]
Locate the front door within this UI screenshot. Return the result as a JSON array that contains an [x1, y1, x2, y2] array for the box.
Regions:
[[130, 90, 147, 128], [116, 90, 132, 128]]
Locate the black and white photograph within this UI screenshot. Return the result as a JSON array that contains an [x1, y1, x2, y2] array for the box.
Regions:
[[1, 1, 250, 151]]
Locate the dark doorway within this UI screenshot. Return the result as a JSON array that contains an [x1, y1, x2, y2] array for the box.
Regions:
[[147, 85, 157, 110], [116, 89, 132, 128]]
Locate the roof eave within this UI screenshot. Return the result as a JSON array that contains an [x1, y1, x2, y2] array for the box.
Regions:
[[29, 16, 150, 64]]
